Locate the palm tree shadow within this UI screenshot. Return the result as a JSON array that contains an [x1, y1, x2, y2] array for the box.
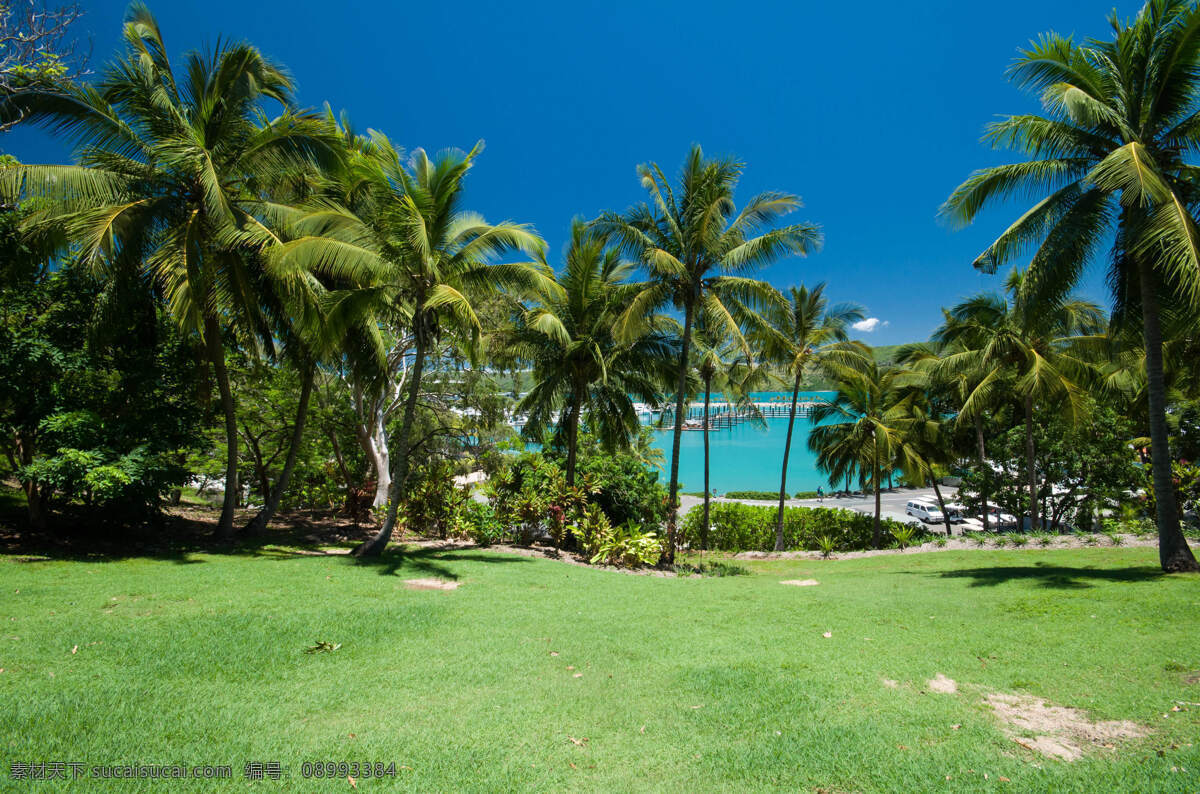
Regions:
[[345, 546, 530, 578], [930, 561, 1164, 589]]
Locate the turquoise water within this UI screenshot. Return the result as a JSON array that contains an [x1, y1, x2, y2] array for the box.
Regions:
[[648, 391, 837, 493]]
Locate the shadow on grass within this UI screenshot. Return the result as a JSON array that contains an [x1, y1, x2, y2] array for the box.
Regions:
[[930, 561, 1164, 589], [346, 546, 530, 578]]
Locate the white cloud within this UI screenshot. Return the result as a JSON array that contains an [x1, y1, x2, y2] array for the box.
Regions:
[[852, 317, 888, 333]]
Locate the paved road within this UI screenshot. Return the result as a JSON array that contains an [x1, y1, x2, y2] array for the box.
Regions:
[[678, 486, 960, 527]]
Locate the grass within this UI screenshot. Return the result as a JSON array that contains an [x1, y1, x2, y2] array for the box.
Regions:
[[1, 545, 1198, 791]]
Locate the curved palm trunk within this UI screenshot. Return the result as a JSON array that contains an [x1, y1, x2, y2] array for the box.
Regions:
[[564, 382, 584, 488], [975, 415, 989, 532], [204, 315, 238, 542], [1139, 262, 1199, 572], [1023, 395, 1038, 532], [663, 301, 696, 565], [774, 371, 803, 551], [702, 374, 712, 550], [246, 362, 314, 534], [356, 328, 428, 557]]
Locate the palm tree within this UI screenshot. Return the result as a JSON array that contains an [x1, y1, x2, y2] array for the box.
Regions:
[[933, 271, 1103, 531], [741, 283, 865, 550], [276, 138, 549, 556], [898, 336, 996, 531], [597, 144, 822, 563], [504, 219, 675, 487], [942, 1, 1200, 570], [690, 320, 767, 549], [808, 361, 921, 548], [0, 4, 336, 539]]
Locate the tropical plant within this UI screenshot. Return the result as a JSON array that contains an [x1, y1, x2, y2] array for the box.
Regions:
[[504, 219, 675, 487], [589, 520, 663, 568], [932, 270, 1103, 531], [0, 5, 337, 539], [808, 360, 924, 548], [276, 138, 549, 556], [891, 524, 918, 551], [596, 144, 822, 563], [741, 282, 865, 549], [942, 1, 1200, 571], [688, 318, 767, 549]]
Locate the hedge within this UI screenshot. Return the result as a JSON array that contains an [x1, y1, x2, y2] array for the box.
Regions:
[[681, 501, 918, 551]]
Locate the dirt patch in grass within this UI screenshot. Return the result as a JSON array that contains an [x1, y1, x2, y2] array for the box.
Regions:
[[881, 678, 899, 689], [404, 578, 460, 591], [986, 692, 1150, 762], [780, 579, 820, 586], [927, 674, 957, 694]]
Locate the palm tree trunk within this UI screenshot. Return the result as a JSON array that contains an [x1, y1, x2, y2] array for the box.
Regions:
[[975, 415, 989, 532], [931, 477, 952, 537], [663, 300, 696, 565], [702, 374, 712, 550], [246, 362, 314, 534], [564, 383, 584, 488], [774, 370, 803, 551], [204, 314, 238, 542], [356, 326, 428, 557], [1023, 395, 1039, 532], [1138, 261, 1199, 572]]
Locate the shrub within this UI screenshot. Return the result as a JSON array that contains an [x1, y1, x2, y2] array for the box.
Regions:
[[1010, 534, 1029, 547], [1033, 532, 1054, 547], [934, 536, 947, 548], [680, 502, 909, 552], [590, 521, 663, 568], [891, 525, 917, 551], [461, 500, 505, 546], [404, 462, 469, 539], [816, 534, 836, 558], [1104, 530, 1125, 546], [793, 490, 820, 499], [724, 490, 780, 500]]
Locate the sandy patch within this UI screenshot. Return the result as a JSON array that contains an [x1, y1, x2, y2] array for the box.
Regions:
[[928, 674, 957, 694], [780, 579, 820, 586], [881, 678, 899, 689], [403, 578, 460, 591], [986, 692, 1149, 762]]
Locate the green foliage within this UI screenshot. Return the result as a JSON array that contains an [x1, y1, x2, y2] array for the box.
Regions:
[[0, 253, 206, 523], [793, 490, 821, 499], [1010, 534, 1029, 548], [816, 534, 837, 558], [588, 520, 663, 568], [891, 525, 917, 550], [724, 490, 780, 500], [681, 501, 917, 552], [404, 462, 470, 539], [460, 501, 505, 546]]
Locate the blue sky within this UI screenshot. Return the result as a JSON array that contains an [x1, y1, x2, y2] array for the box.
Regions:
[[3, 0, 1143, 344]]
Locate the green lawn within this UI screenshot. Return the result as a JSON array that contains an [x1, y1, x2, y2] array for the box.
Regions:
[[1, 545, 1198, 792]]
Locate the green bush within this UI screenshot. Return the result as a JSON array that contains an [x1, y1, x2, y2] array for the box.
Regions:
[[589, 521, 663, 568], [460, 500, 505, 546], [724, 490, 780, 500], [793, 490, 821, 500], [681, 502, 917, 552]]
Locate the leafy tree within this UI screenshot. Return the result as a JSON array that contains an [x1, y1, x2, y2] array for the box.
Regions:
[[0, 4, 337, 539], [0, 1, 88, 131], [942, 0, 1200, 570], [597, 144, 821, 563], [740, 282, 864, 550]]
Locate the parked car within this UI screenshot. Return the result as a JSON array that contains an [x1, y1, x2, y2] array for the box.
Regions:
[[943, 503, 971, 524], [905, 499, 944, 524], [978, 506, 1018, 528]]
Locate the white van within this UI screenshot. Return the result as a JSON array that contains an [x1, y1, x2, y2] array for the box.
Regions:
[[905, 499, 944, 523]]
